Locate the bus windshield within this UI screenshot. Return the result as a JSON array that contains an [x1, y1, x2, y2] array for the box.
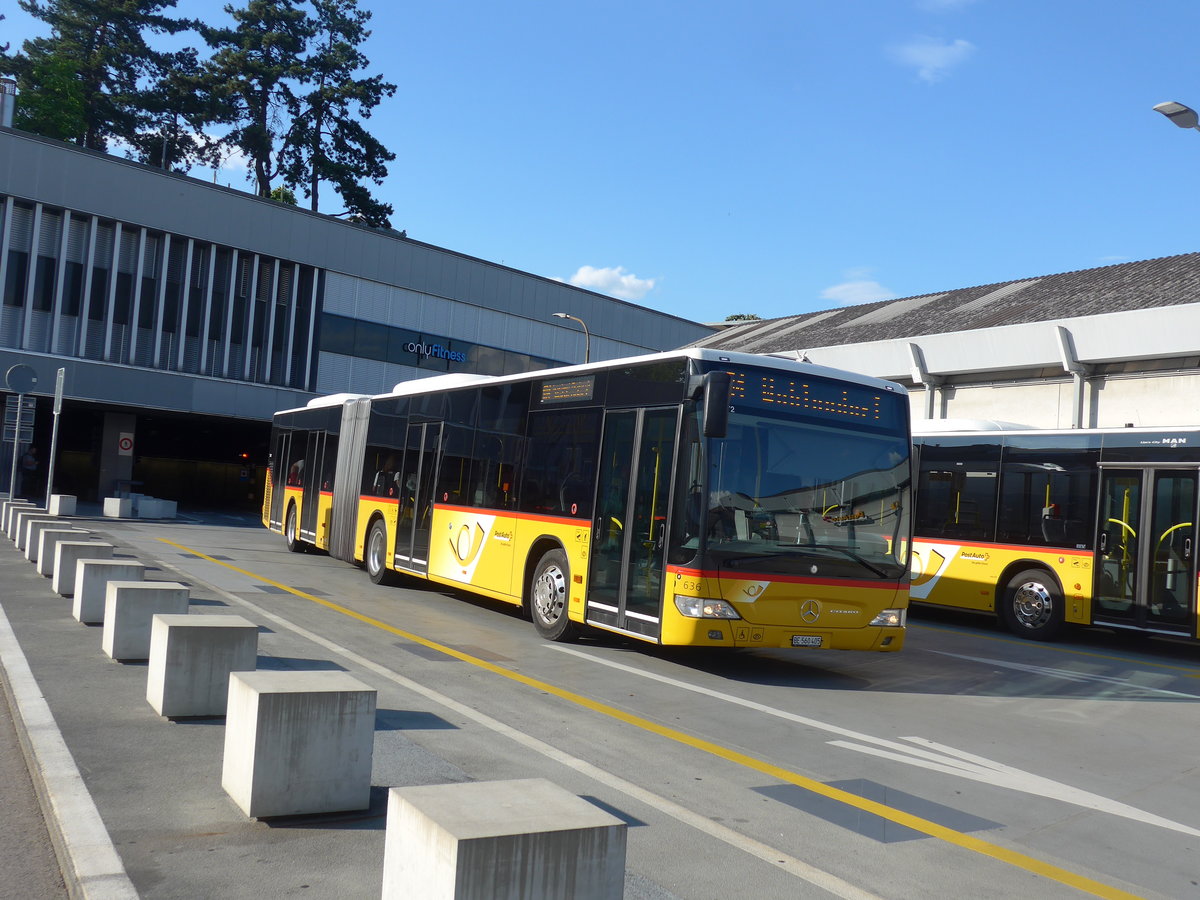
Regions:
[[699, 409, 911, 580]]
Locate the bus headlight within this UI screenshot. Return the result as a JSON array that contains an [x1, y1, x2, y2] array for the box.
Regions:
[[869, 608, 906, 627], [675, 596, 741, 619]]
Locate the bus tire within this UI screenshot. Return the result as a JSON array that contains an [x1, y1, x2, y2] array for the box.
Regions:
[[366, 519, 394, 585], [530, 549, 580, 642], [285, 505, 303, 553], [1000, 568, 1065, 641]]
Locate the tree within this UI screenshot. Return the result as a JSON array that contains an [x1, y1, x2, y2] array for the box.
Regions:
[[725, 313, 761, 321], [279, 0, 396, 226], [10, 54, 87, 141], [270, 185, 297, 204], [200, 0, 315, 197], [0, 0, 191, 151], [127, 47, 226, 172]]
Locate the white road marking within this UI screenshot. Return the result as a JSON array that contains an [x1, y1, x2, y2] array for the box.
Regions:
[[926, 650, 1199, 698], [0, 603, 138, 899], [550, 644, 1200, 839], [171, 570, 883, 900]]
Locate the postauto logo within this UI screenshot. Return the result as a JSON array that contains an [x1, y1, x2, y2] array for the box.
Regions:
[[407, 341, 467, 364]]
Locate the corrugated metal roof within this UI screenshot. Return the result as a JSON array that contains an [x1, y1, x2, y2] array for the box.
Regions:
[[692, 252, 1200, 354]]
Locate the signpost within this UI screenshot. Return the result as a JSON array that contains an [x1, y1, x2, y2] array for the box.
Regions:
[[44, 367, 65, 509], [5, 364, 38, 500]]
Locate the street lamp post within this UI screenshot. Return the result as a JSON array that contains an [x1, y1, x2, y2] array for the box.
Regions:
[[552, 312, 590, 363], [1153, 101, 1200, 132]]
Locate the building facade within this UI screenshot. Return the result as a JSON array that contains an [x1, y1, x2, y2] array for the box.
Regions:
[[0, 129, 712, 506]]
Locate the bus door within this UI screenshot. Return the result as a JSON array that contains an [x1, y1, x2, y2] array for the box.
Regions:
[[1094, 466, 1197, 634], [395, 421, 442, 574], [587, 407, 679, 640], [299, 430, 327, 541], [269, 429, 290, 527]]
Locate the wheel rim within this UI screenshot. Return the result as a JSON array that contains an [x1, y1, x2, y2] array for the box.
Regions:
[[286, 511, 296, 544], [368, 526, 384, 575], [1012, 580, 1054, 630], [533, 564, 567, 625]]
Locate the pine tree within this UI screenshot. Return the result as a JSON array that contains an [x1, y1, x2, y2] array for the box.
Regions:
[[279, 0, 396, 226], [200, 0, 315, 196], [0, 0, 190, 151]]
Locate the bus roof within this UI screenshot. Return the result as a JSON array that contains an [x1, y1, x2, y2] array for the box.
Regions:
[[376, 347, 907, 401]]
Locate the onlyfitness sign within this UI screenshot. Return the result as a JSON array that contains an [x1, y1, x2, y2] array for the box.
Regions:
[[405, 341, 467, 363]]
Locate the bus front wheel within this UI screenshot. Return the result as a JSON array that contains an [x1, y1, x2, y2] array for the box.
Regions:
[[366, 520, 394, 585], [1000, 569, 1065, 641], [285, 506, 303, 553], [530, 550, 580, 642]]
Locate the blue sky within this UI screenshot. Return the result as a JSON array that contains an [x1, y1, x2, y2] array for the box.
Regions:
[[6, 1, 1200, 325]]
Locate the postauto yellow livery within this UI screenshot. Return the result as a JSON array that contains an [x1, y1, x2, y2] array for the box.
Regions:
[[913, 422, 1200, 643], [263, 349, 912, 650]]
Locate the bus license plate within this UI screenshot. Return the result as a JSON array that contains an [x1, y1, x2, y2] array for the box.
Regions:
[[792, 635, 823, 648]]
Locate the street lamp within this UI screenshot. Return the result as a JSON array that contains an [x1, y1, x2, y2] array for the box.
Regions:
[[1153, 101, 1200, 131], [552, 312, 590, 363]]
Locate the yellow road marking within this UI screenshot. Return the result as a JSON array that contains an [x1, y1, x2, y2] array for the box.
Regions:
[[160, 537, 1143, 900]]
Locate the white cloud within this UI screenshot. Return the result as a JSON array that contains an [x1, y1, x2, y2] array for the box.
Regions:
[[889, 35, 976, 83], [568, 265, 657, 301], [820, 278, 897, 306]]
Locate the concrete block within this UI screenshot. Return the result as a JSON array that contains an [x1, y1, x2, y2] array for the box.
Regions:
[[382, 779, 627, 900], [10, 507, 48, 542], [48, 494, 77, 516], [103, 497, 134, 518], [52, 542, 114, 596], [73, 560, 147, 624], [147, 615, 259, 717], [138, 498, 163, 518], [19, 518, 61, 554], [222, 670, 376, 818], [101, 581, 189, 660], [158, 499, 177, 519], [36, 529, 92, 575], [2, 500, 35, 538]]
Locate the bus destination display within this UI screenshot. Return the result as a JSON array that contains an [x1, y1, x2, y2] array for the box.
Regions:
[[539, 375, 596, 405], [727, 369, 899, 426]]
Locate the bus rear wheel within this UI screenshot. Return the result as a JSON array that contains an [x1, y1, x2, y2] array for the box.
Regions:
[[285, 506, 303, 553], [530, 549, 580, 642], [366, 519, 394, 585], [1000, 569, 1065, 641]]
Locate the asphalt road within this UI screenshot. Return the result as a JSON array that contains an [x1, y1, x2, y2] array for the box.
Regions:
[[2, 508, 1199, 899]]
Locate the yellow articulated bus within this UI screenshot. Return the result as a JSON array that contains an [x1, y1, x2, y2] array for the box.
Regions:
[[912, 421, 1200, 642], [262, 349, 912, 650]]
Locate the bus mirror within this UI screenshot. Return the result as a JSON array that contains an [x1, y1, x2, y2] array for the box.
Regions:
[[702, 372, 731, 438]]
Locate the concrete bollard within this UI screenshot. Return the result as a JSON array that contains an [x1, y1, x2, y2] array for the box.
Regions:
[[20, 518, 62, 555], [381, 779, 628, 900], [101, 581, 189, 660], [103, 497, 134, 519], [48, 494, 77, 516], [221, 670, 376, 818], [74, 560, 147, 624], [2, 500, 35, 538], [147, 615, 259, 717], [36, 529, 93, 576], [10, 506, 49, 542], [52, 541, 115, 597]]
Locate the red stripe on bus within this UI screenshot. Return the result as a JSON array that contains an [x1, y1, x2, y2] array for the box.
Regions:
[[434, 503, 586, 527], [666, 565, 894, 591], [912, 536, 1092, 557]]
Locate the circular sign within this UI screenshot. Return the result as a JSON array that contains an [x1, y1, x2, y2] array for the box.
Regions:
[[5, 364, 37, 393], [571, 502, 578, 515], [118, 436, 134, 452]]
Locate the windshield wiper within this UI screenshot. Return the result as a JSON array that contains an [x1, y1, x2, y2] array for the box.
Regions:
[[813, 546, 891, 579]]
